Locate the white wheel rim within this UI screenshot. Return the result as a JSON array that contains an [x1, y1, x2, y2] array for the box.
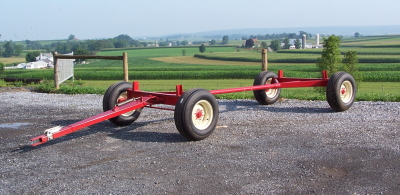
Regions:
[[118, 92, 136, 116], [265, 78, 278, 98], [340, 80, 353, 103], [192, 100, 213, 130]]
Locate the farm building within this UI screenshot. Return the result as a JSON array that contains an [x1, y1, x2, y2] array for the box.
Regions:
[[25, 60, 49, 69], [3, 63, 26, 69], [4, 52, 72, 70]]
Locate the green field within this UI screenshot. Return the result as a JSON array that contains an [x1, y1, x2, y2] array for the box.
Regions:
[[1, 35, 400, 101]]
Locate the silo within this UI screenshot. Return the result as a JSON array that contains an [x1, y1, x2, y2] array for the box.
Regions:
[[302, 34, 306, 49], [316, 34, 320, 45]]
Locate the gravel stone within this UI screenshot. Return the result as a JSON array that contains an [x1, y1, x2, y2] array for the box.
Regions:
[[0, 91, 399, 194]]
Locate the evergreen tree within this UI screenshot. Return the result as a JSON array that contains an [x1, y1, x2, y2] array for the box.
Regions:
[[294, 39, 301, 49], [0, 62, 4, 75], [222, 35, 229, 44], [199, 44, 206, 53], [343, 50, 362, 84], [283, 38, 290, 49], [3, 41, 14, 57], [316, 35, 342, 76]]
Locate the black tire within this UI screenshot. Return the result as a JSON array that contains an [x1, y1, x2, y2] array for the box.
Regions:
[[326, 72, 356, 112], [174, 88, 219, 141], [253, 71, 281, 105], [103, 81, 142, 126]]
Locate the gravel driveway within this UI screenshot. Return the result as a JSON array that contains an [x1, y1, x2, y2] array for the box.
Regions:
[[0, 90, 399, 194]]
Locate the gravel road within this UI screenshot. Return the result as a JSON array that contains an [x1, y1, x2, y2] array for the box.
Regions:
[[0, 90, 399, 194]]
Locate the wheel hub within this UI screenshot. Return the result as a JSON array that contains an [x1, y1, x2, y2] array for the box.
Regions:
[[195, 109, 204, 120], [340, 81, 353, 103], [192, 100, 213, 130]]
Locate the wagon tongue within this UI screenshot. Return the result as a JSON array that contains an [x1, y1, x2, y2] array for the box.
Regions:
[[30, 96, 153, 146], [30, 126, 63, 146]]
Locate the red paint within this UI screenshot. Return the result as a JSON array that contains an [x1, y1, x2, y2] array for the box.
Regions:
[[30, 70, 330, 146]]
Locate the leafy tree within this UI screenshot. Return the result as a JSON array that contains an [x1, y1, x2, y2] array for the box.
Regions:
[[245, 39, 254, 48], [55, 43, 73, 54], [343, 50, 362, 84], [140, 42, 149, 47], [294, 39, 301, 49], [261, 41, 268, 49], [181, 40, 189, 46], [75, 48, 90, 55], [354, 32, 360, 37], [158, 42, 168, 47], [0, 62, 4, 75], [74, 48, 90, 63], [87, 40, 105, 51], [283, 38, 290, 49], [176, 41, 181, 46], [269, 40, 281, 51], [25, 51, 41, 62], [14, 45, 23, 56], [114, 40, 128, 48], [2, 41, 14, 57], [199, 44, 206, 53], [288, 33, 297, 39], [25, 40, 42, 50], [222, 35, 229, 44], [316, 35, 342, 76], [209, 39, 216, 45], [298, 31, 310, 39], [68, 34, 75, 40], [182, 49, 186, 56], [114, 34, 133, 42]]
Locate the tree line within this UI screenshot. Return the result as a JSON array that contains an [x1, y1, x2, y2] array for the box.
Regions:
[[0, 34, 152, 58]]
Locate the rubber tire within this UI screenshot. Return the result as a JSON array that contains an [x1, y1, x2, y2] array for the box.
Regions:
[[103, 81, 142, 126], [326, 72, 356, 112], [174, 88, 219, 141], [253, 71, 281, 105]]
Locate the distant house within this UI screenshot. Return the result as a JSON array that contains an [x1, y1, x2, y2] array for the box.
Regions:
[[3, 52, 73, 70], [25, 60, 48, 69], [36, 53, 53, 62], [25, 53, 54, 69], [4, 63, 26, 69]]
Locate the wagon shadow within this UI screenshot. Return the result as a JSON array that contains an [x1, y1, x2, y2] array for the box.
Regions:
[[217, 100, 333, 114], [13, 117, 185, 153]]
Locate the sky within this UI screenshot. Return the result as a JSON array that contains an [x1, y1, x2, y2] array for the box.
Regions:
[[1, 0, 399, 41]]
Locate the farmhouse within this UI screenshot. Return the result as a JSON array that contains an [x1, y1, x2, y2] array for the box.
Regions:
[[5, 52, 72, 70], [25, 60, 49, 69]]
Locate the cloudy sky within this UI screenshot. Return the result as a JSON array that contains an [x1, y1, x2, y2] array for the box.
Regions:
[[1, 0, 399, 41]]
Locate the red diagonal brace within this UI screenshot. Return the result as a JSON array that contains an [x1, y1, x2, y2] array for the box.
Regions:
[[31, 96, 154, 146]]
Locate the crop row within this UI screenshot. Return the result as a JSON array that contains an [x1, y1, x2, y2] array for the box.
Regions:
[[277, 47, 400, 55], [194, 53, 400, 63], [4, 55, 400, 82], [5, 69, 400, 82]]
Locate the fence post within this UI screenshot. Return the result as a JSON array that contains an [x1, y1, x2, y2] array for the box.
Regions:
[[123, 52, 129, 81], [53, 52, 59, 89], [262, 49, 268, 71]]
